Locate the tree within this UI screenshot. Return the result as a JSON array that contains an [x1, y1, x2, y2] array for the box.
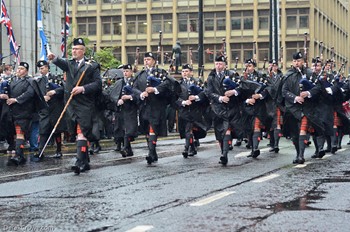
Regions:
[[66, 37, 120, 71]]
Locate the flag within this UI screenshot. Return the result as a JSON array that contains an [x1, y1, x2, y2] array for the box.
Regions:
[[37, 0, 49, 61], [0, 0, 20, 63], [61, 1, 70, 57]]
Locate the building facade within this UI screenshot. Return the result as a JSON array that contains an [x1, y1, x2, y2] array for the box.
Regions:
[[66, 0, 349, 74], [0, 0, 61, 75]]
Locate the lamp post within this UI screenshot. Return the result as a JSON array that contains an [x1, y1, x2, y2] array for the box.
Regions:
[[198, 0, 204, 76]]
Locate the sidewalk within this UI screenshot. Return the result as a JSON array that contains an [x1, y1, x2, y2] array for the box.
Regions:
[[0, 131, 183, 156]]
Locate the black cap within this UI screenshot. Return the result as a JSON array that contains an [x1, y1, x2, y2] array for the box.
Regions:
[[292, 52, 303, 60], [269, 59, 278, 65], [312, 57, 322, 64], [144, 52, 156, 60], [36, 60, 48, 68], [182, 64, 193, 71], [122, 64, 132, 70], [73, 37, 85, 46], [19, 62, 29, 70], [215, 55, 226, 63], [245, 58, 256, 66]]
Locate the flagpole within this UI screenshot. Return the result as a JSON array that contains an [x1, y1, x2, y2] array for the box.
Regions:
[[64, 0, 67, 58], [35, 0, 38, 65]]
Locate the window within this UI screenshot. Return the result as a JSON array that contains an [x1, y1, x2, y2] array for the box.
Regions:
[[204, 12, 226, 31], [77, 17, 96, 36], [78, 0, 96, 4], [231, 11, 253, 30], [286, 8, 309, 29], [102, 16, 121, 35], [126, 15, 147, 34], [258, 10, 269, 29], [178, 13, 198, 32], [152, 14, 172, 33], [243, 11, 253, 29]]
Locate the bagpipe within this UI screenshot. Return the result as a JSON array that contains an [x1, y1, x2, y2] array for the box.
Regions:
[[46, 75, 63, 91], [188, 77, 203, 95], [146, 67, 168, 87], [223, 76, 239, 91], [297, 67, 315, 91], [122, 82, 133, 96], [0, 80, 9, 94], [240, 72, 269, 94]]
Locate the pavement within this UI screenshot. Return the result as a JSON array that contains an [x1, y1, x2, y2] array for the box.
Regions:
[[0, 131, 188, 157]]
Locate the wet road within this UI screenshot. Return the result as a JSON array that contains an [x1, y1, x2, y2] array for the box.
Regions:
[[0, 135, 350, 232]]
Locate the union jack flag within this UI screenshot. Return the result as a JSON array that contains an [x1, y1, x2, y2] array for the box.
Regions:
[[61, 1, 70, 57], [0, 0, 20, 63]]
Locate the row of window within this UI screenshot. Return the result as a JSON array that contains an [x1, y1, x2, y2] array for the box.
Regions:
[[77, 10, 309, 36]]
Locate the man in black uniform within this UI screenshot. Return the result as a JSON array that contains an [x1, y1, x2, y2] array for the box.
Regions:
[[133, 52, 177, 164], [32, 60, 66, 161], [0, 62, 36, 165], [266, 59, 284, 153], [205, 55, 243, 165], [282, 52, 325, 164], [109, 64, 140, 157], [48, 38, 102, 174], [176, 64, 207, 158]]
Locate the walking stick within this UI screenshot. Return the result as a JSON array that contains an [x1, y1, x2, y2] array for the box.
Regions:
[[37, 63, 91, 158]]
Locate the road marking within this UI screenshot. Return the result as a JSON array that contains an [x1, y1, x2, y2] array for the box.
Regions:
[[293, 162, 311, 168], [190, 191, 234, 206], [337, 148, 347, 153], [252, 173, 280, 183], [260, 147, 271, 152], [0, 167, 60, 179], [322, 154, 332, 159], [234, 151, 251, 158], [126, 225, 154, 232]]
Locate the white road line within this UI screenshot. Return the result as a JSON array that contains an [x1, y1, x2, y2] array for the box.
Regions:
[[260, 147, 271, 152], [126, 225, 154, 232], [252, 173, 280, 183], [0, 167, 60, 179], [293, 162, 312, 168], [234, 151, 251, 158], [322, 154, 332, 159], [190, 191, 235, 206], [337, 148, 347, 152]]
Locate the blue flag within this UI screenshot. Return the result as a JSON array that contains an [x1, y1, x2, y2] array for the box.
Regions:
[[37, 0, 48, 61]]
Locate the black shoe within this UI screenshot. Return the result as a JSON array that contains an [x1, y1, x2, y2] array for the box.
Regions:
[[194, 140, 200, 147], [120, 149, 128, 157], [31, 153, 44, 162], [234, 141, 241, 147], [293, 157, 305, 164], [337, 145, 342, 149], [219, 155, 228, 165], [318, 150, 326, 159], [325, 148, 331, 153], [182, 150, 188, 158], [246, 144, 251, 149], [80, 164, 90, 172], [127, 151, 134, 157], [7, 156, 21, 166], [269, 147, 275, 152], [93, 146, 101, 154], [146, 156, 154, 164], [71, 165, 80, 175], [229, 144, 233, 150], [51, 152, 63, 159], [331, 147, 337, 154], [188, 146, 197, 156], [311, 153, 319, 158], [251, 150, 260, 158], [274, 147, 279, 153]]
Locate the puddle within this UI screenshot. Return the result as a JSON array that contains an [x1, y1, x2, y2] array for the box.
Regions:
[[266, 178, 350, 212]]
